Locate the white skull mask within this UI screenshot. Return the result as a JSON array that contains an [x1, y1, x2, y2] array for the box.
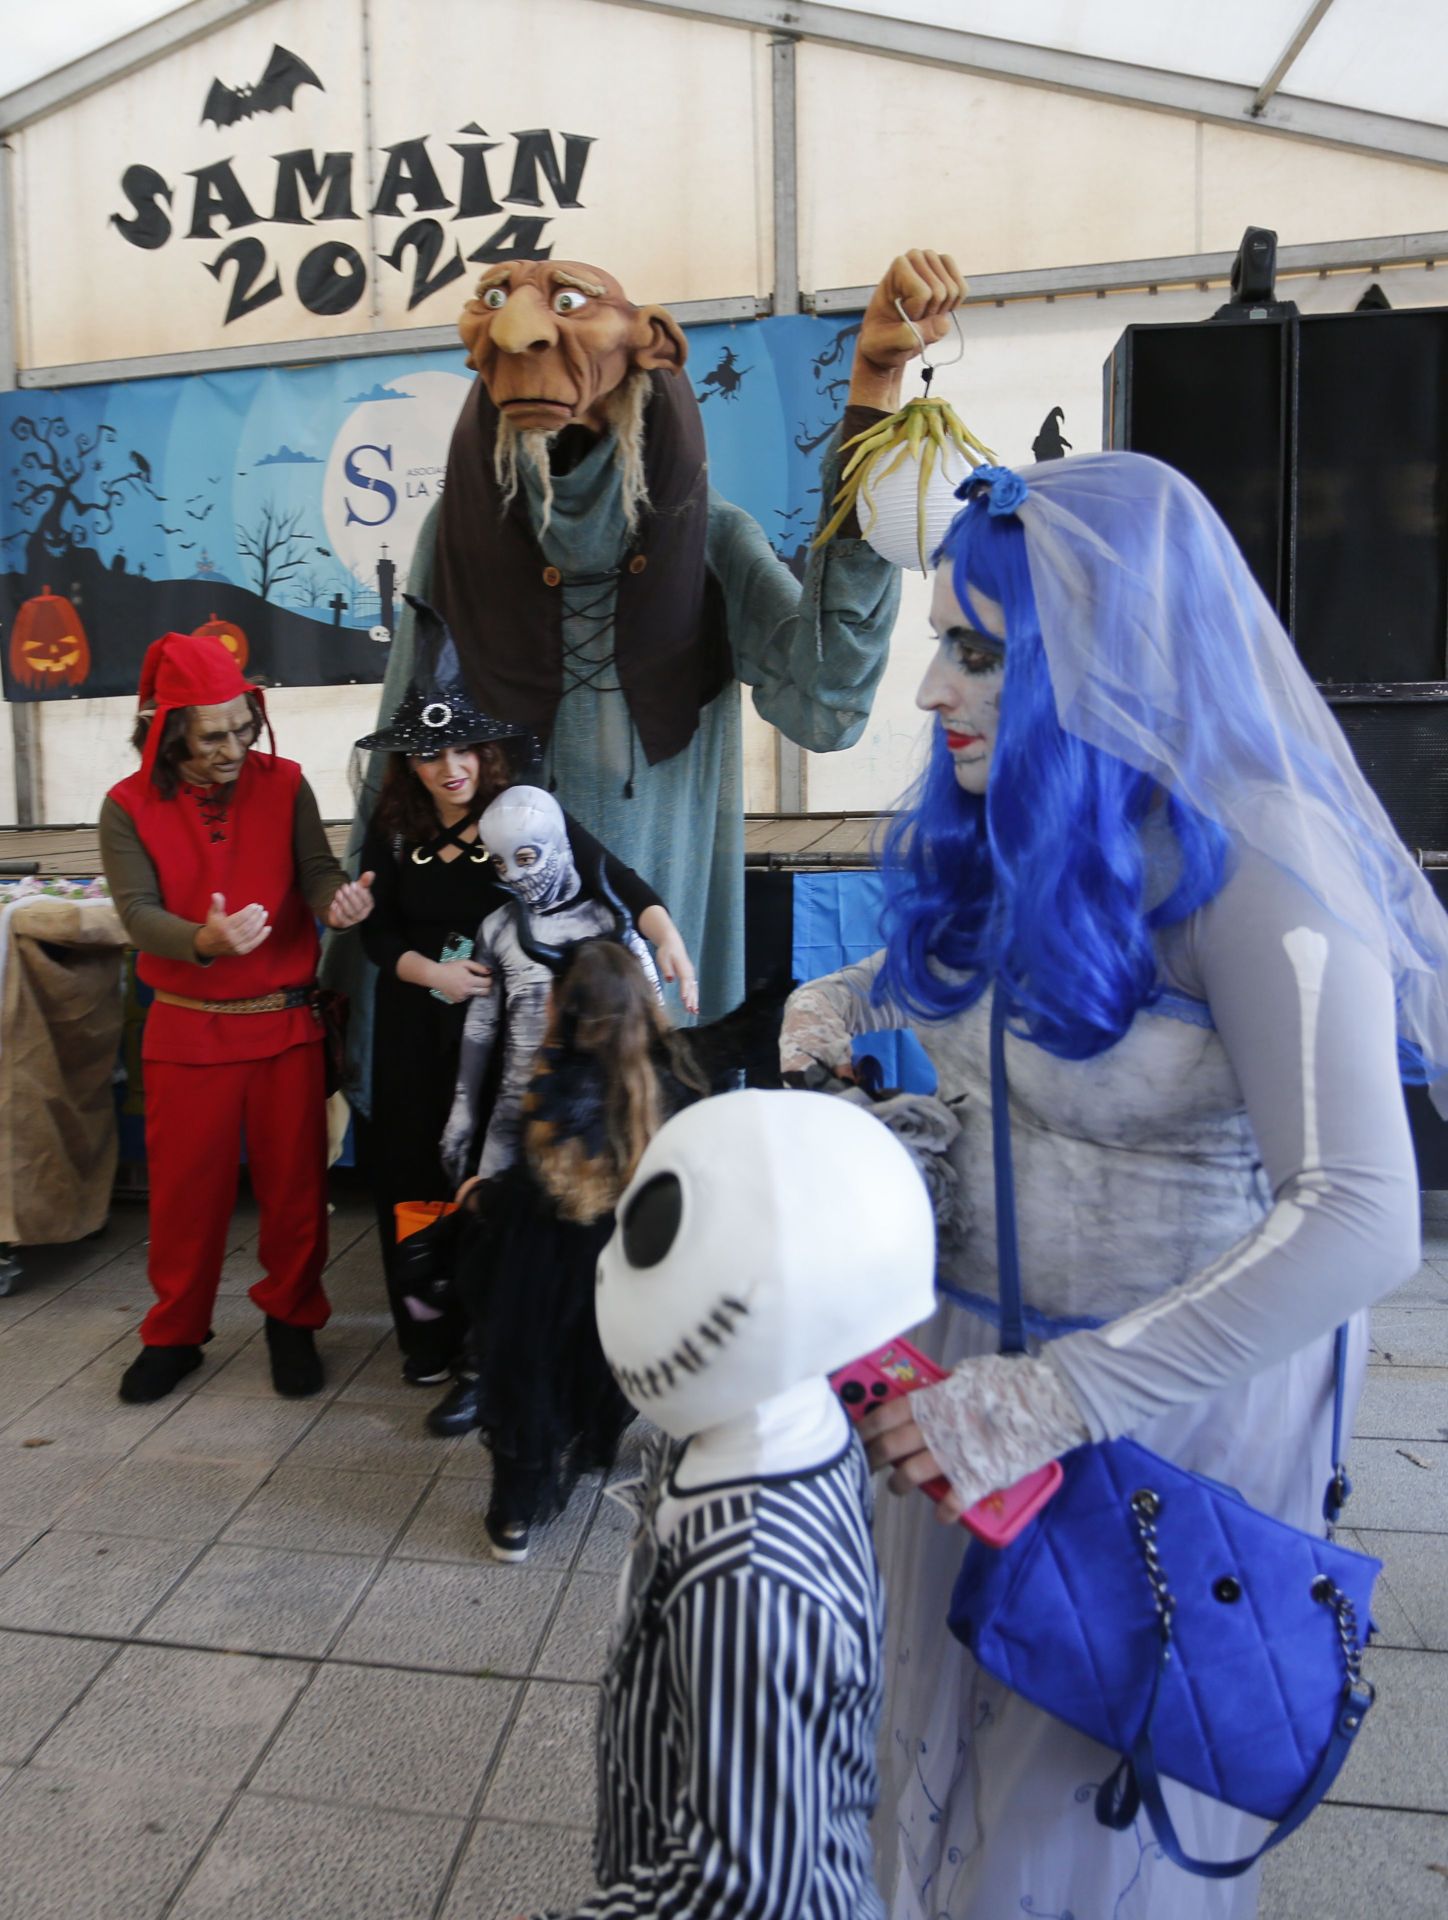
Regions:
[[479, 785, 579, 908], [596, 1090, 937, 1440]]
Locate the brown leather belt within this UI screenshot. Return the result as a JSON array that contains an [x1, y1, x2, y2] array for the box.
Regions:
[[153, 986, 315, 1015]]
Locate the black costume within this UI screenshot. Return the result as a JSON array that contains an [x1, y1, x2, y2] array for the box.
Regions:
[[355, 818, 661, 1365]]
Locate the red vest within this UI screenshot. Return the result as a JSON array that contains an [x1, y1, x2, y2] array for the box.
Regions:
[[109, 753, 321, 1064]]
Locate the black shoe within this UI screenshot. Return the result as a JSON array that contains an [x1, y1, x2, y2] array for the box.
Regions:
[[401, 1353, 453, 1387], [482, 1514, 531, 1562], [264, 1316, 324, 1398], [425, 1373, 481, 1437], [118, 1344, 203, 1404]]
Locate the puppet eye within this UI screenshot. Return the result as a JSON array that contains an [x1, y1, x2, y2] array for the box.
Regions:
[[480, 286, 508, 310], [621, 1173, 683, 1269], [553, 289, 589, 315]]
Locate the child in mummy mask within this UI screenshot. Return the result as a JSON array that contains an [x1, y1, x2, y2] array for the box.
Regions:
[[520, 1090, 935, 1919]]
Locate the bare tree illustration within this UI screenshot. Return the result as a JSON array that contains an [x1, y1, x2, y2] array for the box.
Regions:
[[236, 499, 313, 601], [9, 416, 161, 572]]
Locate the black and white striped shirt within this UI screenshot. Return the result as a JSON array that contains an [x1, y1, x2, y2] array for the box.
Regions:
[[547, 1431, 886, 1918]]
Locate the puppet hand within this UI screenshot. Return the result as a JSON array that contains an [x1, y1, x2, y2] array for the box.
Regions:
[[325, 872, 375, 930], [852, 250, 968, 408], [432, 960, 493, 1004], [652, 925, 699, 1015], [440, 1109, 474, 1185], [196, 893, 271, 959]]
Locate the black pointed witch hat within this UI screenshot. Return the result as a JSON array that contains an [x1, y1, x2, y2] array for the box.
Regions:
[[355, 595, 540, 758]]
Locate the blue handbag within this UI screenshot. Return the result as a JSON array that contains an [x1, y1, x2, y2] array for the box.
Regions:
[[947, 989, 1380, 1878]]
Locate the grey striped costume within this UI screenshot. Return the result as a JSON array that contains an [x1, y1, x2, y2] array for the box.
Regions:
[[543, 1430, 886, 1918]]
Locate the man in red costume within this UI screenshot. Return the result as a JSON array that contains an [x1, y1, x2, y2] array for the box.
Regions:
[[100, 632, 375, 1403]]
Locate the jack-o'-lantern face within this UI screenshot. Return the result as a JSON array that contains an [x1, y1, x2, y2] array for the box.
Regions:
[[8, 587, 91, 691], [192, 614, 249, 673]]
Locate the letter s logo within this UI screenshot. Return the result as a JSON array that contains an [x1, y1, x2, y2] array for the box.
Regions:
[[343, 444, 397, 527]]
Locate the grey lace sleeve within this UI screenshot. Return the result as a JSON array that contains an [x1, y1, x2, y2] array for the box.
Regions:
[[780, 950, 907, 1080]]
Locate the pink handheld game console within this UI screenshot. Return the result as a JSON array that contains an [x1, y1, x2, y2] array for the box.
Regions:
[[830, 1335, 1063, 1547]]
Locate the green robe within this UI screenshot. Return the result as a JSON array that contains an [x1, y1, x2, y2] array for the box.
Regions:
[[331, 425, 898, 1112]]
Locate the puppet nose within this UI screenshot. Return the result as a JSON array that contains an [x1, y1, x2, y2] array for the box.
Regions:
[[491, 288, 558, 355]]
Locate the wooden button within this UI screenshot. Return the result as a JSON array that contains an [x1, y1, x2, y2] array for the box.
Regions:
[[627, 553, 647, 575], [542, 566, 562, 587]]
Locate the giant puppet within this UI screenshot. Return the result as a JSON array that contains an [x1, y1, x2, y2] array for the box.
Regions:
[[336, 251, 964, 1088]]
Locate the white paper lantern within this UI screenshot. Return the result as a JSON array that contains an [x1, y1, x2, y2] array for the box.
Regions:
[[858, 441, 973, 573]]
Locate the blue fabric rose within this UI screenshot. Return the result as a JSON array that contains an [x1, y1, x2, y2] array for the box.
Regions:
[[955, 464, 1030, 516]]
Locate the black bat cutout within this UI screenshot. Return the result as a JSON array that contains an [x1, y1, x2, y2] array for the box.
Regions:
[[201, 45, 323, 129]]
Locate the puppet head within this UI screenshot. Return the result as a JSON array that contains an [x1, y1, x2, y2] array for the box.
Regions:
[[457, 260, 688, 434], [479, 783, 579, 909], [595, 1090, 936, 1439]]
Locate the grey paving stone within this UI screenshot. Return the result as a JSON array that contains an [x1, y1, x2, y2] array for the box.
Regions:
[[440, 1817, 596, 1920], [0, 1629, 114, 1763], [132, 1394, 321, 1465], [1326, 1646, 1448, 1813], [214, 1246, 267, 1295], [1261, 1803, 1448, 1919], [32, 1642, 309, 1787], [333, 1344, 431, 1405], [1372, 1307, 1448, 1368], [139, 1543, 377, 1657], [0, 1447, 110, 1531], [53, 1458, 270, 1543], [202, 1331, 378, 1401], [1403, 1261, 1448, 1304], [284, 1401, 458, 1475], [169, 1792, 461, 1919], [1338, 1531, 1427, 1650], [1358, 1529, 1448, 1652], [578, 1484, 636, 1575], [252, 1661, 517, 1815], [394, 1471, 598, 1571], [0, 1765, 231, 1920], [334, 1559, 561, 1676], [1347, 1438, 1448, 1530], [0, 1525, 42, 1571], [221, 1466, 430, 1557], [4, 1368, 203, 1457], [0, 1531, 197, 1636], [481, 1681, 599, 1828], [1355, 1366, 1448, 1440], [534, 1572, 618, 1683]]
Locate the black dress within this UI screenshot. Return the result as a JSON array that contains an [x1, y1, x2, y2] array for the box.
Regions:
[[356, 813, 662, 1363]]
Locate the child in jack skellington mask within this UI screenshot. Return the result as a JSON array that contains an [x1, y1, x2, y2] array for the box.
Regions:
[[524, 1091, 934, 1919]]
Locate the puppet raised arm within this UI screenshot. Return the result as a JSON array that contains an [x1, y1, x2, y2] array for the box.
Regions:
[[440, 919, 505, 1185]]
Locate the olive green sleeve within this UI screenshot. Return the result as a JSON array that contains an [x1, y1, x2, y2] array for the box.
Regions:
[[98, 795, 209, 964], [294, 777, 350, 922]]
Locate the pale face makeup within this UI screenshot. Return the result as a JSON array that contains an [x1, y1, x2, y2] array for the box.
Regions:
[[408, 746, 482, 825], [918, 567, 1006, 795], [178, 696, 257, 786]]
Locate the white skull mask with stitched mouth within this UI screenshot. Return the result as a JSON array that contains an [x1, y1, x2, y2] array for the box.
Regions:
[[595, 1090, 937, 1440], [479, 785, 579, 908]]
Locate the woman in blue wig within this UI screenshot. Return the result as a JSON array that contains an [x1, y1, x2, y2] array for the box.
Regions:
[[782, 452, 1448, 1920]]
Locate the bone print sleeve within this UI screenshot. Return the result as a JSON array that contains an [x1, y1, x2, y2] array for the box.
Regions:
[[912, 849, 1421, 1503]]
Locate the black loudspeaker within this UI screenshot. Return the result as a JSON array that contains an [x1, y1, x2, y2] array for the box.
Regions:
[[1105, 307, 1448, 685]]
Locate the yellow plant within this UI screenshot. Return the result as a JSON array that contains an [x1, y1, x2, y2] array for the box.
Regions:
[[814, 396, 996, 570]]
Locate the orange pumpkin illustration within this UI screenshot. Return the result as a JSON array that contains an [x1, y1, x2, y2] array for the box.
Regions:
[[192, 612, 249, 672], [8, 586, 91, 690]]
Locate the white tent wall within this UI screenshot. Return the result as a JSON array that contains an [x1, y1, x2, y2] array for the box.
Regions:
[[2, 0, 1447, 826]]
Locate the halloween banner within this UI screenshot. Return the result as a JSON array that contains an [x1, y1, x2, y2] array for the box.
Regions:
[[0, 312, 873, 701]]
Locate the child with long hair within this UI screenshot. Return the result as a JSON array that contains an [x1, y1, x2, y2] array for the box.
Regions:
[[456, 938, 711, 1561]]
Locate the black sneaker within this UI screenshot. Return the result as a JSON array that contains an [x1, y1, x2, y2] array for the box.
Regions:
[[401, 1353, 452, 1387], [118, 1344, 203, 1404], [425, 1373, 482, 1437], [483, 1515, 531, 1563], [264, 1317, 324, 1398]]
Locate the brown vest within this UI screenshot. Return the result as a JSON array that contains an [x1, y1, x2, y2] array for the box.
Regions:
[[431, 371, 731, 769]]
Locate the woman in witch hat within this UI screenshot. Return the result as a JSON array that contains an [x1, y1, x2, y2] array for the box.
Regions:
[[349, 597, 694, 1408]]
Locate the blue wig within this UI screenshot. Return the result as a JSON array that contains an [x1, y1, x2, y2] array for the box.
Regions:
[[873, 496, 1229, 1058]]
